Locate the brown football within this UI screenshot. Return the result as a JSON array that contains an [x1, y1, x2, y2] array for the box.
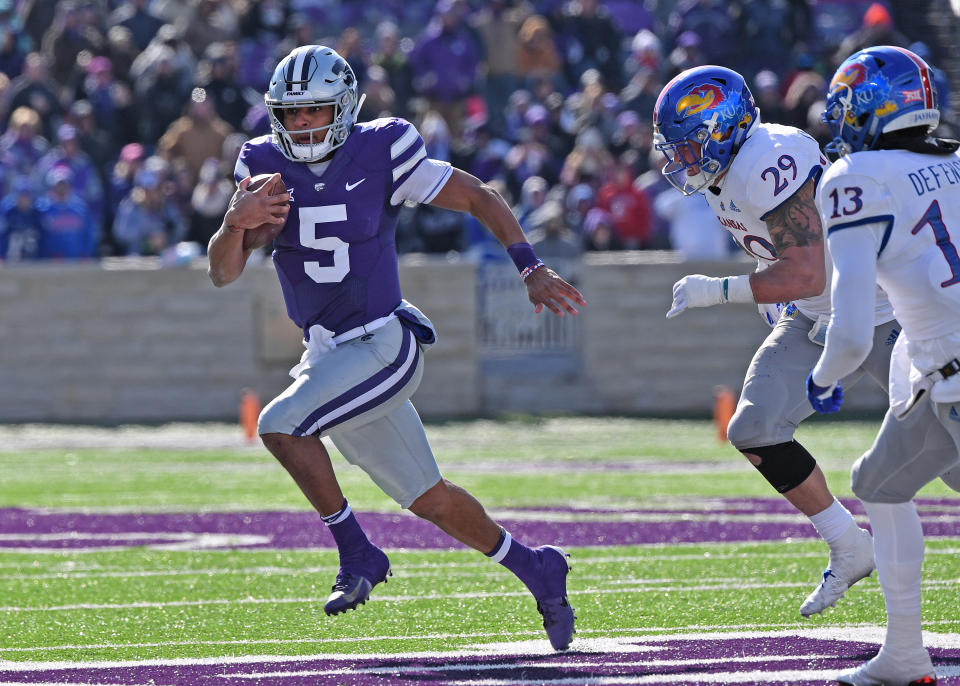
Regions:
[[242, 173, 288, 251], [246, 172, 286, 195]]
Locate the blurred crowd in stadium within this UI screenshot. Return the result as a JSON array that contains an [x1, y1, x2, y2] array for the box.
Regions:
[[0, 0, 955, 262]]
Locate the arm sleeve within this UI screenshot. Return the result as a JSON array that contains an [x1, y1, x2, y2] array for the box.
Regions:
[[811, 224, 883, 385]]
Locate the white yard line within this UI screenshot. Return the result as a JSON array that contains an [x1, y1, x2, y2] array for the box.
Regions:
[[0, 581, 868, 614], [7, 545, 960, 577], [4, 545, 960, 580], [5, 538, 960, 556], [6, 622, 960, 656], [11, 577, 960, 614]]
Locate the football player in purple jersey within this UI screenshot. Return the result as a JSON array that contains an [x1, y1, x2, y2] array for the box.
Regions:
[[207, 45, 584, 651]]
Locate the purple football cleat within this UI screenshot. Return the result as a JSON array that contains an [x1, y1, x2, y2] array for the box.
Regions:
[[533, 545, 576, 651], [324, 544, 391, 616]]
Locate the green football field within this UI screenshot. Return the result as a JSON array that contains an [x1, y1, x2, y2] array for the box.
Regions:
[[1, 418, 958, 685]]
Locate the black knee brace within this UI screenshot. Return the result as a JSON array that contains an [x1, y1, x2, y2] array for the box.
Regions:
[[743, 440, 817, 494]]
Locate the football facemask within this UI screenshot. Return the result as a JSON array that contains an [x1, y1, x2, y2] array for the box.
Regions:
[[266, 45, 366, 162], [654, 120, 721, 196]]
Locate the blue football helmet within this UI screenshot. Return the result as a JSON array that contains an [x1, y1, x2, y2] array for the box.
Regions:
[[653, 65, 758, 195], [266, 45, 365, 162], [822, 45, 939, 158]]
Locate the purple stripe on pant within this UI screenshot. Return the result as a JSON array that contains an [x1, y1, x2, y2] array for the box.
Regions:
[[293, 326, 416, 437], [318, 344, 421, 436]]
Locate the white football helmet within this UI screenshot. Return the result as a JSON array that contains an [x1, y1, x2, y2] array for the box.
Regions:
[[265, 45, 365, 162]]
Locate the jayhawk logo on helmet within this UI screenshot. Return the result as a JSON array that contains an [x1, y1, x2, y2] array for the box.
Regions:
[[676, 84, 725, 116], [829, 63, 866, 93]]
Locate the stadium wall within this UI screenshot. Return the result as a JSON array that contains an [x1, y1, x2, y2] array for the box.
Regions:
[[0, 254, 888, 423]]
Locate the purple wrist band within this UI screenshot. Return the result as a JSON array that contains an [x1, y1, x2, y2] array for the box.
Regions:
[[507, 242, 538, 273]]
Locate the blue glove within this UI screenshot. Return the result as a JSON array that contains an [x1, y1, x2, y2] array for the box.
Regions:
[[806, 373, 843, 413]]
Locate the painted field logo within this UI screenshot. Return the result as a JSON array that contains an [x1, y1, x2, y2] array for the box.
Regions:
[[1, 631, 958, 685]]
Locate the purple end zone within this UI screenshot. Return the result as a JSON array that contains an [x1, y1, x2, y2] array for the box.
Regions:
[[1, 498, 958, 550], [0, 638, 957, 685]]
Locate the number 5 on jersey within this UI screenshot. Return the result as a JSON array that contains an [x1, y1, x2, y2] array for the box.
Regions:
[[299, 205, 350, 283]]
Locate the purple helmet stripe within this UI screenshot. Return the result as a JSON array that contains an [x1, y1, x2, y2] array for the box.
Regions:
[[299, 48, 311, 83]]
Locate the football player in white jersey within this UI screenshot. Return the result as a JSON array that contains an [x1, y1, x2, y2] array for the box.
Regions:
[[808, 45, 960, 686], [653, 66, 898, 617]]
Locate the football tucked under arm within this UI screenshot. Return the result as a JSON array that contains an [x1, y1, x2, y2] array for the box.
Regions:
[[245, 172, 286, 195], [233, 173, 289, 251]]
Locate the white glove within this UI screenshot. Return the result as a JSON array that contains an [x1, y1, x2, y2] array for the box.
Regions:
[[666, 274, 752, 318]]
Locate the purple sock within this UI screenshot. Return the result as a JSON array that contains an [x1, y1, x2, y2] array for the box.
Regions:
[[321, 499, 370, 559], [486, 529, 546, 598]]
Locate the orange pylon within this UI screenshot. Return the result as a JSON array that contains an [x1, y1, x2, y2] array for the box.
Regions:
[[713, 385, 736, 442], [239, 389, 261, 442]]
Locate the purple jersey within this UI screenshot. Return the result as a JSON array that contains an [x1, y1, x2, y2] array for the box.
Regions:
[[235, 118, 433, 337]]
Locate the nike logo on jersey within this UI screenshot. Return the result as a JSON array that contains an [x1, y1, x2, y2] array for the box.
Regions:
[[314, 183, 324, 191], [345, 178, 366, 191]]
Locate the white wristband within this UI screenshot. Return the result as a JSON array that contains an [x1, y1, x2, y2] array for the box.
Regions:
[[721, 275, 753, 303]]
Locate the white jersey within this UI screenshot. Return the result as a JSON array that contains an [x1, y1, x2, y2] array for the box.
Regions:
[[707, 122, 893, 323], [819, 148, 960, 372]]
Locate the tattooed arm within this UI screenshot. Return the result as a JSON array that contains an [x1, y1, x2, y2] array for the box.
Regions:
[[663, 176, 826, 319], [750, 177, 827, 303]]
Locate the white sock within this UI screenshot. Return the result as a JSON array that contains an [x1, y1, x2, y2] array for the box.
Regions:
[[809, 498, 857, 545], [863, 500, 924, 615], [882, 613, 926, 657], [863, 500, 926, 659]]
